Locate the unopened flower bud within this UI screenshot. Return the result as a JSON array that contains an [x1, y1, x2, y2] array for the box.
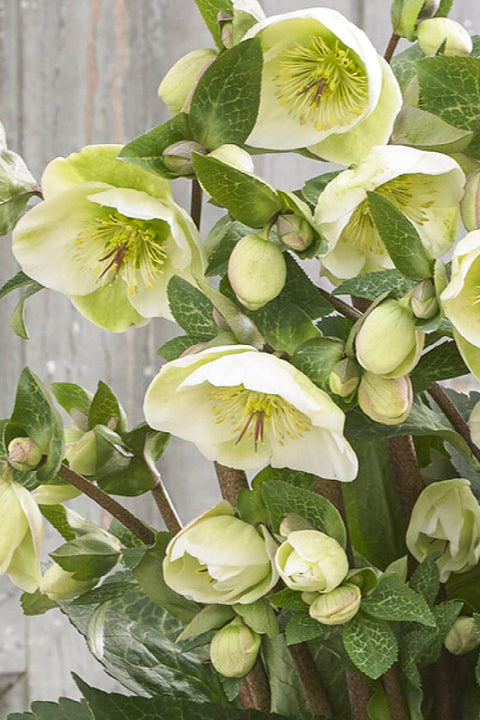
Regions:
[[275, 530, 349, 593], [40, 563, 97, 600], [64, 429, 97, 477], [355, 299, 424, 377], [276, 214, 314, 252], [210, 617, 261, 678], [358, 372, 413, 425], [469, 400, 480, 448], [329, 358, 360, 398], [461, 170, 480, 232], [309, 583, 362, 626], [418, 0, 441, 20], [411, 280, 439, 320], [228, 234, 287, 310], [158, 48, 217, 114], [163, 141, 207, 176], [209, 144, 254, 174], [8, 437, 42, 471], [417, 18, 473, 57], [444, 617, 480, 655], [301, 591, 319, 606]]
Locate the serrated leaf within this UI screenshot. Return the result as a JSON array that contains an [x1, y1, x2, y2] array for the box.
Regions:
[[409, 555, 440, 607], [361, 574, 436, 627], [10, 281, 44, 339], [7, 697, 92, 720], [261, 479, 346, 547], [190, 39, 262, 148], [285, 613, 334, 646], [391, 44, 425, 92], [333, 270, 415, 301], [193, 153, 280, 227], [119, 113, 192, 179], [157, 334, 205, 361], [88, 381, 125, 433], [417, 56, 480, 132], [343, 613, 398, 679], [411, 340, 469, 392], [167, 276, 218, 339], [368, 191, 433, 281], [290, 337, 345, 389]]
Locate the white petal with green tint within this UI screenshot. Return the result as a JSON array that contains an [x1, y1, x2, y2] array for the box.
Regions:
[[441, 231, 480, 349], [70, 280, 148, 333]]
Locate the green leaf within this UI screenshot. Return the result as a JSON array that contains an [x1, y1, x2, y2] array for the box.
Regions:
[[411, 341, 469, 392], [446, 563, 480, 613], [189, 39, 262, 148], [333, 270, 415, 301], [409, 555, 440, 607], [5, 368, 64, 485], [10, 281, 44, 339], [301, 171, 341, 207], [391, 44, 425, 92], [253, 465, 317, 491], [133, 533, 199, 623], [71, 579, 138, 606], [343, 440, 406, 571], [157, 334, 205, 361], [167, 276, 218, 339], [119, 114, 192, 179], [343, 612, 398, 680], [262, 635, 317, 719], [20, 588, 56, 616], [417, 56, 480, 132], [51, 536, 120, 580], [50, 382, 91, 423], [367, 191, 434, 281], [285, 613, 334, 646], [193, 0, 233, 48], [0, 122, 38, 236], [361, 574, 436, 627], [8, 697, 92, 720], [39, 504, 77, 541], [290, 337, 345, 389], [0, 270, 36, 299], [92, 426, 156, 497], [269, 588, 309, 614], [88, 381, 125, 433], [393, 0, 424, 41], [193, 153, 280, 227], [261, 479, 346, 547], [206, 217, 253, 276], [435, 0, 453, 16]]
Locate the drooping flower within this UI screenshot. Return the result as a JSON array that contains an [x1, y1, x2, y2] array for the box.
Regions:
[[12, 145, 205, 331], [315, 145, 464, 281], [144, 345, 358, 480], [244, 9, 401, 164]]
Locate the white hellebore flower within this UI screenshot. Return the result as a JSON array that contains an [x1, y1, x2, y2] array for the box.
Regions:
[[315, 146, 464, 281], [12, 145, 205, 332], [275, 530, 349, 593], [163, 501, 278, 605], [244, 8, 402, 164], [144, 345, 358, 480]]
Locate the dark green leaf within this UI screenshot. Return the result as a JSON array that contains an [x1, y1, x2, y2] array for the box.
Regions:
[[190, 39, 262, 148], [7, 697, 92, 720], [391, 44, 425, 92], [39, 504, 76, 541], [290, 337, 345, 389], [285, 614, 334, 646], [119, 114, 192, 179], [301, 171, 341, 207], [88, 381, 125, 433], [253, 465, 317, 492], [20, 588, 56, 616], [10, 281, 44, 339], [206, 217, 252, 276], [333, 270, 415, 301], [157, 334, 205, 361], [167, 276, 217, 339], [361, 574, 436, 627], [435, 0, 453, 16], [263, 635, 317, 719], [368, 191, 434, 281], [51, 536, 120, 580], [446, 563, 480, 613], [0, 270, 35, 299], [343, 612, 398, 680], [269, 588, 309, 614], [50, 382, 91, 422], [193, 0, 233, 48], [92, 426, 156, 496], [411, 341, 469, 392], [409, 555, 440, 607]]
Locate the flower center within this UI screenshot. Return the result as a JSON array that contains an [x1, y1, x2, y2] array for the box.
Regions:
[[274, 36, 369, 132], [340, 174, 436, 257], [76, 210, 168, 295], [211, 384, 312, 451]]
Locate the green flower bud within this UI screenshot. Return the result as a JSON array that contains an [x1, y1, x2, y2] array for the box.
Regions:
[[209, 144, 254, 174], [309, 583, 361, 626], [275, 530, 349, 593], [355, 299, 424, 377], [276, 214, 314, 252], [417, 18, 473, 57], [358, 372, 413, 425], [410, 279, 439, 320], [418, 0, 441, 20], [329, 358, 360, 398], [406, 478, 480, 582], [210, 617, 261, 678], [444, 617, 480, 656], [301, 591, 319, 606], [461, 170, 480, 232], [8, 437, 43, 471], [469, 399, 480, 448], [40, 562, 97, 600], [158, 48, 217, 114], [64, 428, 97, 477], [163, 141, 207, 176], [228, 234, 287, 310]]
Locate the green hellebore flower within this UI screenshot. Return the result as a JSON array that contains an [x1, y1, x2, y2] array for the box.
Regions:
[[163, 501, 278, 605], [0, 461, 43, 593], [406, 478, 480, 582], [243, 9, 401, 165], [40, 562, 97, 601], [444, 616, 480, 656], [144, 345, 358, 479], [358, 372, 413, 426], [309, 583, 361, 625], [228, 234, 287, 310], [315, 145, 464, 281], [12, 145, 205, 332], [417, 18, 473, 57], [210, 617, 261, 678], [355, 299, 424, 378], [275, 529, 349, 593]]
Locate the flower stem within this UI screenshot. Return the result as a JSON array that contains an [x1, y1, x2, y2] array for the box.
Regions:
[[384, 33, 400, 63], [428, 382, 480, 464], [387, 435, 424, 525], [57, 464, 155, 545], [318, 288, 362, 322], [214, 461, 249, 508], [191, 178, 203, 230], [346, 669, 374, 720], [148, 467, 182, 533], [382, 665, 410, 720], [238, 659, 271, 712], [289, 643, 333, 718]]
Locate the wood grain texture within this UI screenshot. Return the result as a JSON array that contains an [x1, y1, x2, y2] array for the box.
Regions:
[[0, 0, 478, 712]]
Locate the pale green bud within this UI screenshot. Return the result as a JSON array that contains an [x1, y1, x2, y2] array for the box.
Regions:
[[358, 372, 413, 426], [418, 0, 441, 20], [8, 437, 43, 471], [410, 280, 439, 320], [469, 399, 480, 448], [417, 18, 473, 56], [209, 144, 254, 174], [309, 583, 361, 626], [276, 214, 314, 252], [40, 562, 97, 600], [301, 591, 319, 606], [444, 617, 480, 655], [329, 358, 360, 398], [461, 170, 480, 232], [64, 428, 97, 477], [158, 48, 217, 114], [163, 141, 207, 176], [228, 234, 287, 310], [275, 530, 349, 593], [355, 299, 424, 377], [210, 617, 261, 678], [406, 478, 480, 582]]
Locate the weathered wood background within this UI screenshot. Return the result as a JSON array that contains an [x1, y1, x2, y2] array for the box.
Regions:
[[0, 0, 477, 714]]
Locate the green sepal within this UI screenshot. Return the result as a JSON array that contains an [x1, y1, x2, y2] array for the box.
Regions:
[[51, 535, 121, 581]]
